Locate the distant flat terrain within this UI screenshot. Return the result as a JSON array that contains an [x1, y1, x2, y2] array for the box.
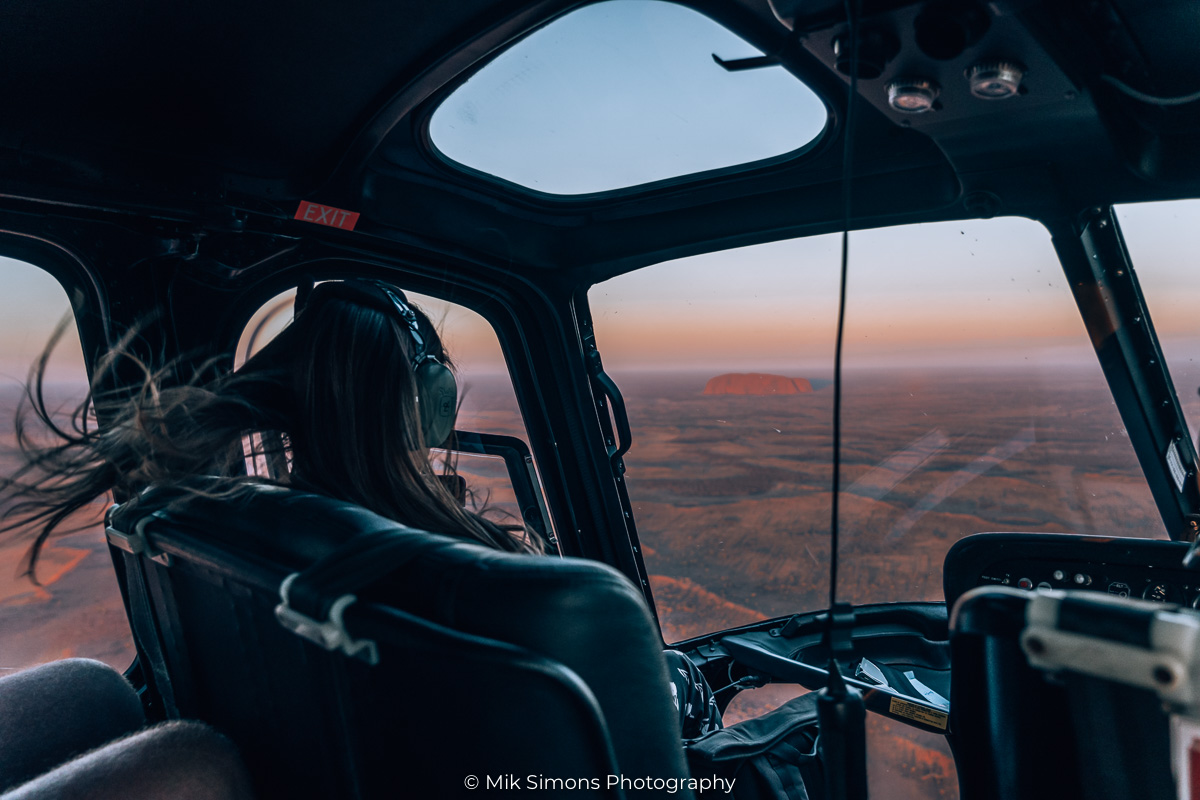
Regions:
[[0, 383, 136, 674], [618, 366, 1160, 629]]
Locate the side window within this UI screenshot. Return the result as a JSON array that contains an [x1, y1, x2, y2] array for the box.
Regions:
[[0, 258, 137, 672], [589, 217, 1160, 643], [237, 284, 553, 547], [1115, 200, 1200, 447]]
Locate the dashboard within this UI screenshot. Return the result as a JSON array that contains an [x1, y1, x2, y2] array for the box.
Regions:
[[943, 532, 1196, 610], [688, 531, 1197, 737]]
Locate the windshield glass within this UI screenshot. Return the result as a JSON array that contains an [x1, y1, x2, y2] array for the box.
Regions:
[[428, 0, 827, 195], [590, 216, 1162, 641]]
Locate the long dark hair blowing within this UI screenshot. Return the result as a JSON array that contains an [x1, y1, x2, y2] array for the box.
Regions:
[[1, 283, 541, 581]]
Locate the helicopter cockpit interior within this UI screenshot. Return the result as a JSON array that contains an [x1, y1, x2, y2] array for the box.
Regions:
[[2, 0, 1200, 798]]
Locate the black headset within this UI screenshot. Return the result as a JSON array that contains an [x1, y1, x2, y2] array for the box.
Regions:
[[300, 279, 458, 447]]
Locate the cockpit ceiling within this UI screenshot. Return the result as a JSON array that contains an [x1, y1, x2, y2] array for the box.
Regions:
[[0, 0, 1198, 278], [0, 0, 529, 187]]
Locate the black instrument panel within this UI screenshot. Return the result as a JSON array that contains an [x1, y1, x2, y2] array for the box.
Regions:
[[943, 532, 1196, 611]]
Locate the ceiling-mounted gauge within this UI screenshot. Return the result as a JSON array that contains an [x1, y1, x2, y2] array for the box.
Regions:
[[967, 62, 1025, 99], [887, 79, 940, 113]]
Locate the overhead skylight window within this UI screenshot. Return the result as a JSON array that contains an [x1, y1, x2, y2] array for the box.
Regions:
[[428, 0, 828, 196]]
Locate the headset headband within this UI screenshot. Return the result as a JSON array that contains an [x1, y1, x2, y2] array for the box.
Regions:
[[371, 282, 434, 369], [301, 279, 436, 372]]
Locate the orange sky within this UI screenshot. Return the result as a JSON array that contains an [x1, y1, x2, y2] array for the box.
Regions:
[[2, 202, 1198, 383], [589, 212, 1200, 372], [234, 287, 511, 376]]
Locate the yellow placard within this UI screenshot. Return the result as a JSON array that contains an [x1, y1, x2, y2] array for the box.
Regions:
[[889, 697, 949, 730]]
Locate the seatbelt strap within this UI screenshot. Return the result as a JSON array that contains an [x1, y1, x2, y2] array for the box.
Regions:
[[121, 549, 179, 718]]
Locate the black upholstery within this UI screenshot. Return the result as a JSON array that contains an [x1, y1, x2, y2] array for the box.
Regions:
[[949, 588, 1079, 800], [0, 659, 145, 792], [109, 486, 692, 799], [949, 587, 1176, 800]]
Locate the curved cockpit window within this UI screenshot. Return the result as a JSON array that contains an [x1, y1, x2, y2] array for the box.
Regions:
[[428, 0, 828, 195]]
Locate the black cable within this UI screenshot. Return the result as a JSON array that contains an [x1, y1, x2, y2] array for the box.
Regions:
[[829, 0, 859, 614], [1101, 74, 1200, 107], [818, 9, 872, 798]]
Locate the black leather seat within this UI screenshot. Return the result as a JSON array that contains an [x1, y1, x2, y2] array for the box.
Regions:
[[107, 485, 692, 799], [950, 586, 1177, 800]]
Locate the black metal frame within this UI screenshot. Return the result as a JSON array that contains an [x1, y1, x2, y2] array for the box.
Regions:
[[1053, 206, 1200, 540], [450, 430, 557, 550]]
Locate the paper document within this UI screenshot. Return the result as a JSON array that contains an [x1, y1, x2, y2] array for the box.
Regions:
[[855, 658, 890, 688], [904, 670, 949, 709]]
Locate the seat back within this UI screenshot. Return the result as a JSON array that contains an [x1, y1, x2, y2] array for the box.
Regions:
[[950, 586, 1180, 800], [109, 486, 691, 799], [949, 587, 1081, 800]]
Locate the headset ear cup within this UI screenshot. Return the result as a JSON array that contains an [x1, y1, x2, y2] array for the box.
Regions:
[[416, 361, 458, 447]]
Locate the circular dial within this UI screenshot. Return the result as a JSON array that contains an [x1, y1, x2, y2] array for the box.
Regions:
[[1143, 583, 1174, 603]]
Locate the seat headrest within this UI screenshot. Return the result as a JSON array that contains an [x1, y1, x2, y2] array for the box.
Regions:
[[115, 483, 647, 627]]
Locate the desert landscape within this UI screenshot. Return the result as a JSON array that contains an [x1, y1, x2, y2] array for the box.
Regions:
[[615, 366, 1163, 634], [0, 364, 1168, 799], [0, 384, 136, 675]]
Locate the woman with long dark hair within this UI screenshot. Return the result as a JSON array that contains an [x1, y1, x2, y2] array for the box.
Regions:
[[0, 278, 541, 799]]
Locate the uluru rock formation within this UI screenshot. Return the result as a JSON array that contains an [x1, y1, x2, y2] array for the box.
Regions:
[[703, 373, 814, 395]]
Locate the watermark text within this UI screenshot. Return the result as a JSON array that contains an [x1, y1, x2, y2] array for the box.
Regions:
[[462, 774, 736, 794]]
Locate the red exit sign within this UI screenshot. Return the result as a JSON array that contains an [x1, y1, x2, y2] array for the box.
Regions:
[[294, 201, 360, 231]]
